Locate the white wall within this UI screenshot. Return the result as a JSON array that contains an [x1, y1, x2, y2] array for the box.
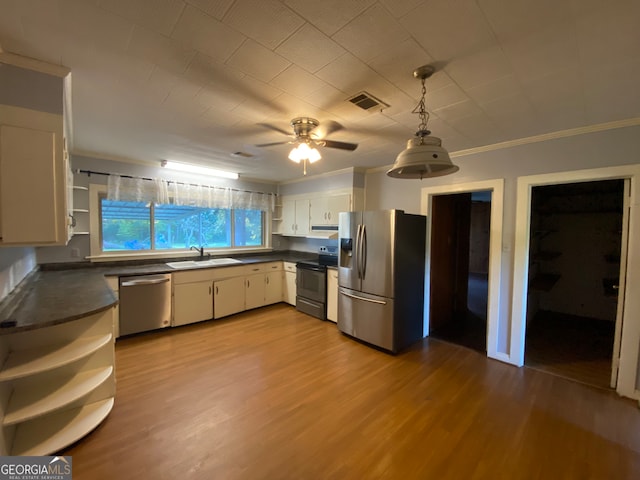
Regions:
[[365, 124, 640, 358], [0, 248, 37, 302]]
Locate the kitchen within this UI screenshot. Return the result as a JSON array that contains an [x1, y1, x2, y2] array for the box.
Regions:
[[2, 0, 640, 477]]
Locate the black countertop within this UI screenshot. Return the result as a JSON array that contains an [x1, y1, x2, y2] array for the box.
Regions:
[[0, 251, 317, 335]]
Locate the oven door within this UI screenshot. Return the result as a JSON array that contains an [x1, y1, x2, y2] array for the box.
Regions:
[[296, 264, 326, 303]]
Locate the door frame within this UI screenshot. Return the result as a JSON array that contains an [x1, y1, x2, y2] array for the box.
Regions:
[[511, 165, 640, 399], [421, 179, 505, 362]]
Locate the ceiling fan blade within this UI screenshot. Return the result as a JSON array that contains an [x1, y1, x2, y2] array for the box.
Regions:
[[313, 120, 344, 139], [320, 139, 358, 151], [255, 141, 291, 147], [257, 123, 292, 136]]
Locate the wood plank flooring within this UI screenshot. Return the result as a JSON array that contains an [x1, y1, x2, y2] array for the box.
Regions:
[[63, 304, 640, 479]]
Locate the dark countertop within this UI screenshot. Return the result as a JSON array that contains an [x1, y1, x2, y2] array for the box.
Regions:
[[0, 251, 317, 335]]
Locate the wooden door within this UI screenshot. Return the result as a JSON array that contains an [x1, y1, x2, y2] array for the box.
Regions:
[[429, 193, 472, 333]]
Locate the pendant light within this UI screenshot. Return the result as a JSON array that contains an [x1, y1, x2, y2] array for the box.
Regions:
[[387, 65, 459, 179]]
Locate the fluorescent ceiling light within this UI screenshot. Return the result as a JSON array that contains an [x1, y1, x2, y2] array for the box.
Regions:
[[162, 161, 239, 179]]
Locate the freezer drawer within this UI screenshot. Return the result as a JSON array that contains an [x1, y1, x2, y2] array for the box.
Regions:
[[338, 286, 394, 352]]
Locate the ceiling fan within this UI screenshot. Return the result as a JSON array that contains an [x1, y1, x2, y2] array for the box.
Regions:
[[255, 117, 358, 174]]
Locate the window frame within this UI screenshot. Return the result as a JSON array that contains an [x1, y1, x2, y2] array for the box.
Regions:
[[89, 184, 272, 261]]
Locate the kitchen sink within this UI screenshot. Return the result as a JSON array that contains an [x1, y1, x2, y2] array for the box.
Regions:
[[166, 258, 243, 269]]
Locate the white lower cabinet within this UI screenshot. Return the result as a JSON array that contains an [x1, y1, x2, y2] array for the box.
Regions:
[[283, 262, 297, 305], [0, 309, 115, 455], [327, 268, 338, 323], [214, 276, 246, 319], [173, 281, 213, 326], [265, 271, 283, 305], [245, 273, 266, 310]]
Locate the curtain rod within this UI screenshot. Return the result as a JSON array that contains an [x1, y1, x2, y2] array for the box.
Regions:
[[75, 169, 278, 197]]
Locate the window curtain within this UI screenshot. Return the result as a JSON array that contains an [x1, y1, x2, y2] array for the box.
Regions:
[[107, 175, 275, 212]]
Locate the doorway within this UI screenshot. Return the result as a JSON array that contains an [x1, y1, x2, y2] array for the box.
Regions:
[[523, 179, 625, 388], [429, 191, 492, 353]]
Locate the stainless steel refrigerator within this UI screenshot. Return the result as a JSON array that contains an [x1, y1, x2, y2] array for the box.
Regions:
[[338, 210, 426, 353]]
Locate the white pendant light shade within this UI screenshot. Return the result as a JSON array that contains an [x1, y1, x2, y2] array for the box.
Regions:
[[387, 136, 458, 179], [288, 142, 321, 164]]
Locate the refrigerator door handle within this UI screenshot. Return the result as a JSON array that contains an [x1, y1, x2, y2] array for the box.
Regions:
[[361, 224, 367, 279], [340, 289, 387, 305], [356, 224, 363, 279]]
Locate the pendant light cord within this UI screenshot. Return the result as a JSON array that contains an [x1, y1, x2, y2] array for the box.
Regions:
[[413, 76, 431, 142]]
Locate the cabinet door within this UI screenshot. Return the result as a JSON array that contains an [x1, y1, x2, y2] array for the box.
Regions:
[[295, 199, 310, 235], [0, 125, 59, 244], [309, 197, 329, 225], [245, 273, 266, 310], [326, 269, 339, 322], [214, 277, 246, 319], [284, 271, 297, 305], [281, 199, 296, 235], [173, 281, 213, 327], [327, 194, 350, 225], [265, 271, 283, 305]]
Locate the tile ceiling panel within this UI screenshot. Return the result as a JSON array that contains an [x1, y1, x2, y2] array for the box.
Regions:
[[274, 24, 346, 74], [1, 0, 638, 181], [223, 0, 305, 50], [478, 0, 573, 42], [128, 26, 196, 75], [184, 0, 234, 20], [171, 5, 245, 63], [270, 65, 331, 99], [332, 3, 410, 63], [97, 0, 185, 37], [226, 39, 290, 83], [284, 0, 375, 36], [400, 0, 497, 61]]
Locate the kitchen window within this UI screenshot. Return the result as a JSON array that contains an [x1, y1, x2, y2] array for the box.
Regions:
[[99, 196, 264, 253]]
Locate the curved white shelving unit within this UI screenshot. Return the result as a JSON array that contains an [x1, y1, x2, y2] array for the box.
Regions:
[[72, 208, 89, 213], [4, 366, 113, 425], [72, 185, 88, 191], [0, 308, 116, 456], [0, 333, 112, 381], [12, 397, 115, 456]]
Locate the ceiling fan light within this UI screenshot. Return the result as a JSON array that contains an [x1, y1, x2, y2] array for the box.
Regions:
[[308, 147, 321, 163], [387, 136, 459, 179], [288, 146, 302, 163]]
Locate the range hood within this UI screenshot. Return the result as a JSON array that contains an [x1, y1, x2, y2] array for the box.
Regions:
[[307, 225, 338, 239]]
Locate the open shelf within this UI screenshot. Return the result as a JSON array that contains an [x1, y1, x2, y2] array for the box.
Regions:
[[73, 185, 88, 191], [4, 366, 113, 426], [0, 334, 112, 381], [72, 208, 89, 213], [531, 251, 561, 262], [72, 231, 90, 236], [529, 273, 561, 292], [11, 397, 114, 456]]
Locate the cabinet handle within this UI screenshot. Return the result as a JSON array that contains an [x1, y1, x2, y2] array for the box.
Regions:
[[328, 212, 331, 220], [247, 280, 250, 287], [215, 286, 218, 295], [266, 276, 269, 285]]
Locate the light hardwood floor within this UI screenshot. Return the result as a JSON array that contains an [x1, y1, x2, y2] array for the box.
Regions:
[[63, 304, 640, 479]]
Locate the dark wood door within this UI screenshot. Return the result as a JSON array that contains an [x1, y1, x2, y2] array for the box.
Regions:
[[429, 193, 471, 333]]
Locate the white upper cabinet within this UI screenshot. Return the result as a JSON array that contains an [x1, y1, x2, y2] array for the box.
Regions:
[[280, 198, 310, 236], [0, 58, 71, 246], [310, 194, 350, 226]]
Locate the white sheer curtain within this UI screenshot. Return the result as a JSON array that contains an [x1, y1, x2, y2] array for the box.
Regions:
[[107, 175, 275, 211]]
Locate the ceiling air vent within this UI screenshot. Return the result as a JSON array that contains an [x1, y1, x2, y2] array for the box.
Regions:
[[348, 91, 390, 111], [230, 151, 254, 158]]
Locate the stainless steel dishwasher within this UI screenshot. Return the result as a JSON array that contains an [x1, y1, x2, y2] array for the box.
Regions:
[[119, 274, 172, 336]]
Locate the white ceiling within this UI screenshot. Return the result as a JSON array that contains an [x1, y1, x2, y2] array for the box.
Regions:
[[1, 0, 639, 182]]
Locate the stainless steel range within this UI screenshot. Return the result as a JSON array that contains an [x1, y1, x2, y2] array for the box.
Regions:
[[296, 247, 338, 320]]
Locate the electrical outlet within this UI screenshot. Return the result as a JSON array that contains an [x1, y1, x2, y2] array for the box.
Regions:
[[71, 248, 80, 258]]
